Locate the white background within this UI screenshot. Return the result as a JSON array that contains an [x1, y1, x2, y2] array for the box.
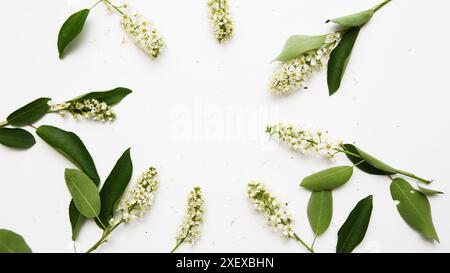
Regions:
[[1, 0, 449, 253]]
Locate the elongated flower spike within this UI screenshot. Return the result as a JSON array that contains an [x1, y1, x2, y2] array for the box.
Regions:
[[50, 99, 116, 122], [208, 0, 234, 43], [118, 166, 160, 223], [171, 187, 206, 253], [266, 123, 343, 161], [247, 182, 314, 252], [101, 1, 166, 58], [271, 33, 341, 95]]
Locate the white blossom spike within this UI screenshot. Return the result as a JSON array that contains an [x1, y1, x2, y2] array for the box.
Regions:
[[247, 182, 294, 238], [270, 33, 341, 95]]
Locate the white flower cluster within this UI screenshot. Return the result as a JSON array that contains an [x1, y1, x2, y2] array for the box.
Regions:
[[266, 123, 342, 160], [119, 6, 166, 58], [50, 99, 116, 122], [117, 167, 159, 224], [175, 187, 206, 245], [247, 182, 294, 238], [208, 0, 233, 43], [270, 33, 341, 95]]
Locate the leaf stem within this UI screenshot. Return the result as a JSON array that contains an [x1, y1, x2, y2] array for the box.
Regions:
[[170, 237, 186, 253], [292, 233, 315, 253], [0, 121, 8, 128], [372, 0, 392, 13], [86, 220, 123, 253]]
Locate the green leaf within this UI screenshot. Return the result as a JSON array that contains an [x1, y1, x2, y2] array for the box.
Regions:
[[390, 178, 439, 242], [327, 9, 374, 27], [69, 87, 132, 106], [58, 9, 90, 58], [36, 125, 100, 183], [36, 125, 99, 240], [327, 27, 360, 96], [64, 169, 101, 218], [273, 35, 327, 62], [0, 229, 32, 253], [96, 148, 133, 229], [6, 98, 51, 127], [307, 191, 333, 236], [300, 166, 353, 191], [343, 144, 397, 175], [337, 195, 373, 253], [418, 186, 444, 196], [0, 128, 36, 149]]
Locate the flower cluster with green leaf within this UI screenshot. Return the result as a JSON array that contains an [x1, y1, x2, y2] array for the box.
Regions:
[[270, 0, 391, 96], [0, 88, 131, 150], [58, 0, 166, 59], [271, 33, 341, 95], [50, 99, 116, 122], [171, 187, 206, 253], [260, 122, 442, 252], [85, 163, 160, 253], [208, 0, 234, 43]]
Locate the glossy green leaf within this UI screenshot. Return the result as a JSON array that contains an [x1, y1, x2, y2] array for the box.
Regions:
[[343, 144, 397, 175], [65, 169, 101, 218], [307, 191, 333, 236], [337, 195, 373, 253], [327, 27, 360, 96], [58, 9, 90, 58], [97, 148, 133, 229], [0, 128, 36, 149], [36, 125, 99, 240], [0, 229, 32, 253], [6, 98, 51, 127], [69, 87, 132, 106], [418, 186, 444, 196], [300, 166, 353, 191], [390, 178, 439, 242], [327, 9, 374, 27], [273, 35, 327, 62]]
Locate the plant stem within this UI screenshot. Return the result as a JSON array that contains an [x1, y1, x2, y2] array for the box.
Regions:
[[0, 121, 8, 128], [86, 220, 123, 253], [170, 237, 185, 253], [292, 233, 315, 253], [373, 0, 392, 12]]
